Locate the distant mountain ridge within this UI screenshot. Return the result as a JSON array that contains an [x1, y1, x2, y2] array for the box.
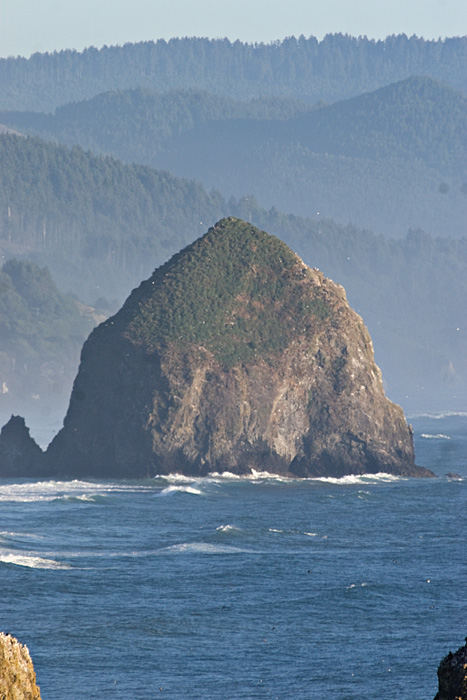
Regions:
[[0, 132, 465, 413], [0, 34, 465, 112], [3, 76, 464, 237]]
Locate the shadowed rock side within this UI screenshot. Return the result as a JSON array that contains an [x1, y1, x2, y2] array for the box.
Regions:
[[45, 218, 432, 479], [0, 633, 42, 700], [434, 638, 467, 700], [0, 416, 43, 477]]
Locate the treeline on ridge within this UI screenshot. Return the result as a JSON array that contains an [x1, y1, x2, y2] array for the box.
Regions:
[[3, 77, 464, 237], [0, 34, 465, 112], [0, 132, 465, 415]]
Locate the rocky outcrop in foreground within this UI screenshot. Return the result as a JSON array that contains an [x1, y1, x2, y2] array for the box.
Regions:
[[0, 632, 42, 700], [42, 218, 432, 479], [434, 638, 467, 700], [0, 416, 43, 477]]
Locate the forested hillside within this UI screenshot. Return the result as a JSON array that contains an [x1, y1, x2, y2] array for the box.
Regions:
[[0, 34, 465, 112], [0, 259, 98, 431], [0, 88, 309, 161], [0, 134, 226, 300], [4, 77, 464, 237], [0, 133, 465, 414]]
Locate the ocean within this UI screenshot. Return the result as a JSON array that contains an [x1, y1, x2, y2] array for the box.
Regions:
[[0, 413, 466, 699]]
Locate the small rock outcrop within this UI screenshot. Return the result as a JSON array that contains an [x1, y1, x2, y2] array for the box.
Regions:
[[0, 416, 43, 477], [434, 638, 467, 700], [0, 632, 42, 700], [43, 218, 432, 479]]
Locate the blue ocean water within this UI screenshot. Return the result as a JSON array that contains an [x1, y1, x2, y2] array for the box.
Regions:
[[0, 414, 466, 700]]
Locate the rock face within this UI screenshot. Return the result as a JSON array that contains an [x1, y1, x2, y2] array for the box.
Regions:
[[0, 632, 42, 700], [435, 638, 467, 700], [45, 218, 431, 478], [0, 416, 43, 477]]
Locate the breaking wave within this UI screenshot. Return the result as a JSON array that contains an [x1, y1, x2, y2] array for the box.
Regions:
[[216, 524, 242, 533], [0, 479, 154, 503], [155, 470, 406, 487], [269, 528, 327, 538], [420, 434, 451, 440], [409, 411, 467, 420], [311, 473, 405, 485], [156, 542, 252, 555], [156, 484, 204, 496], [0, 551, 73, 570]]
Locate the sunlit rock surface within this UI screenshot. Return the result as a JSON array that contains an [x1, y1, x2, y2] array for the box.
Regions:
[[0, 632, 42, 700], [45, 218, 432, 478]]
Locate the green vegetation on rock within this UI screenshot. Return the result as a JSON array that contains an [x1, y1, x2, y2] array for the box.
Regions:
[[125, 218, 329, 366]]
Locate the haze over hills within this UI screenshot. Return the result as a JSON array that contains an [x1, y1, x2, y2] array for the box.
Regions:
[[0, 258, 98, 430], [0, 34, 465, 425], [0, 133, 465, 421], [0, 34, 465, 112], [3, 77, 465, 237]]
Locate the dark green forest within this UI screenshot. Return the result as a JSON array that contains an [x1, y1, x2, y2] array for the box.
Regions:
[[0, 134, 226, 299], [3, 77, 464, 237], [0, 133, 465, 418], [0, 34, 465, 112]]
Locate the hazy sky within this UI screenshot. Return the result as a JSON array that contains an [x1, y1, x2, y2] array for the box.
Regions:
[[1, 0, 466, 58]]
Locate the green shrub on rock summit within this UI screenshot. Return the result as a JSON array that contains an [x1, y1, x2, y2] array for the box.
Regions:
[[123, 218, 329, 366]]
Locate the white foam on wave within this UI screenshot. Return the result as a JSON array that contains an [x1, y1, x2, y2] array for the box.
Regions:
[[216, 524, 241, 533], [156, 484, 204, 497], [0, 551, 72, 570], [156, 470, 407, 486], [154, 473, 200, 484], [0, 479, 154, 503], [346, 582, 368, 589], [208, 471, 245, 480], [209, 470, 293, 483], [0, 531, 43, 540], [420, 433, 451, 440], [312, 472, 405, 485], [409, 411, 467, 420], [269, 527, 326, 538], [156, 542, 250, 555]]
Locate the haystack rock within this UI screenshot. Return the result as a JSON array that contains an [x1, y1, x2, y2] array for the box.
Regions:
[[45, 218, 432, 478], [434, 638, 467, 700], [0, 632, 42, 700], [0, 415, 43, 477]]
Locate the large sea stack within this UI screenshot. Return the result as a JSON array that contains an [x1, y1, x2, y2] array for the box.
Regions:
[[0, 416, 43, 477], [45, 218, 430, 478]]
